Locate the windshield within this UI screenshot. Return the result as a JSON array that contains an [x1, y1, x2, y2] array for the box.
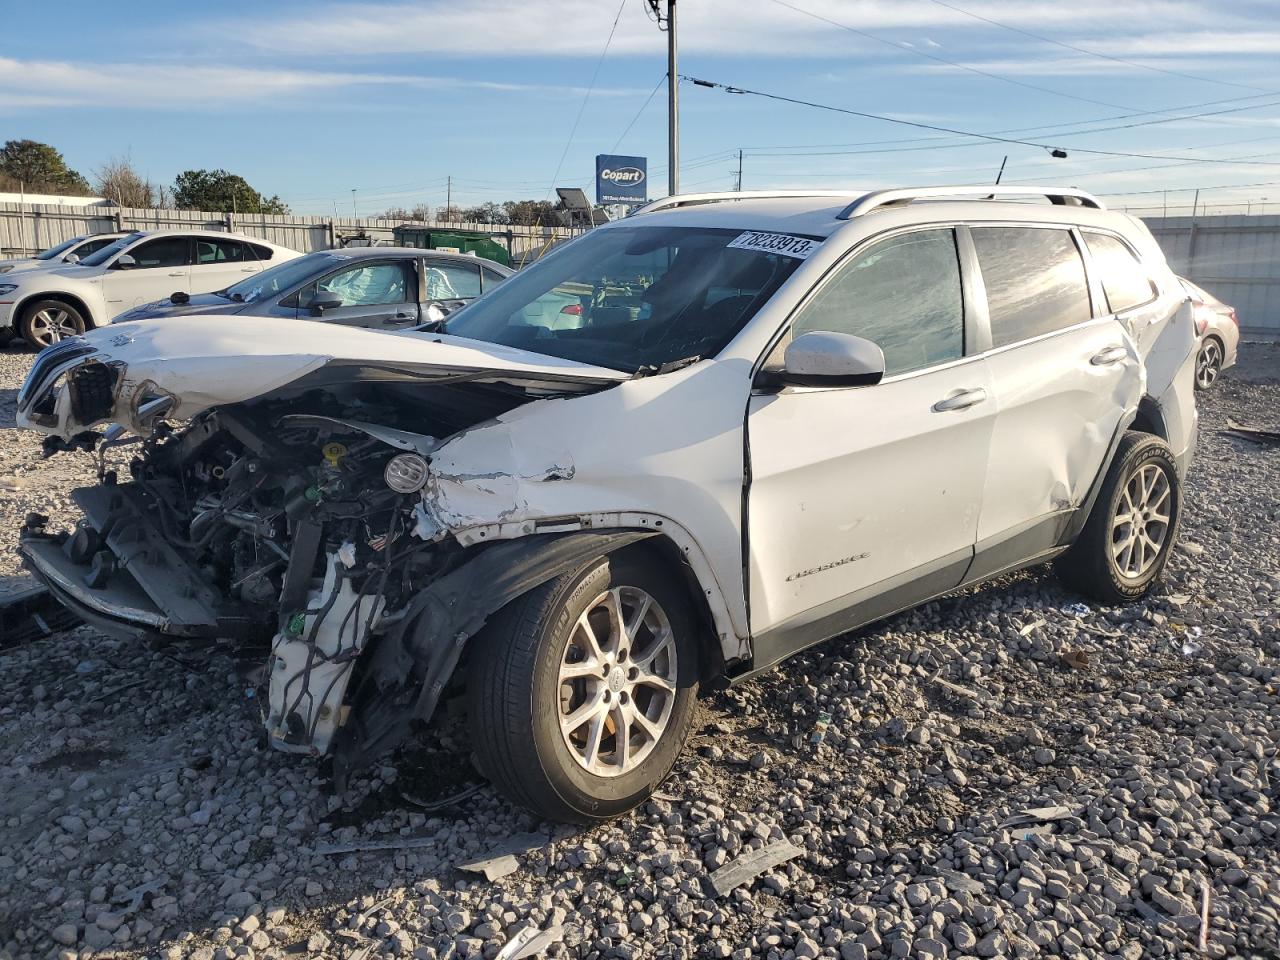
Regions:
[[35, 236, 85, 260], [79, 233, 145, 267], [442, 225, 811, 371], [222, 252, 340, 303]]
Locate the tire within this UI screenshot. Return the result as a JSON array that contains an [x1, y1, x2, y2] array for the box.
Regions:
[[1194, 336, 1223, 391], [19, 299, 86, 349], [1055, 432, 1182, 604], [467, 550, 700, 823]]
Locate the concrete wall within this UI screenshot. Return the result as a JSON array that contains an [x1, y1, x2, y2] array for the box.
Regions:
[[1142, 214, 1280, 340], [0, 202, 584, 266]]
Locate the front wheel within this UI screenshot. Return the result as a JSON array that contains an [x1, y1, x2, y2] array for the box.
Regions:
[[19, 299, 86, 349], [467, 551, 700, 823], [1055, 432, 1182, 603]]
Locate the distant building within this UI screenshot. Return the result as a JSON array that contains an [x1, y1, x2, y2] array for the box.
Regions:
[[0, 192, 108, 207]]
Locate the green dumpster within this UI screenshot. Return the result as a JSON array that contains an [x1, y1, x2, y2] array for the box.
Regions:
[[392, 226, 512, 266]]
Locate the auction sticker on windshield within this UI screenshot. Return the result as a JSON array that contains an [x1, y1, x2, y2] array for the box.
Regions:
[[727, 231, 819, 259]]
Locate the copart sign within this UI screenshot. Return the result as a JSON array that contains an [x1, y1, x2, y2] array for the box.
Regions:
[[596, 154, 648, 205]]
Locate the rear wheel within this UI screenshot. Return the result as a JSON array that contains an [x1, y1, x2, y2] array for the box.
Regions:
[[1055, 432, 1181, 603], [19, 299, 86, 349], [467, 551, 699, 823], [1194, 337, 1223, 390]]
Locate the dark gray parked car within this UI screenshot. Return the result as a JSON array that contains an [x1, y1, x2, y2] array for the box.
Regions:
[[113, 247, 512, 330]]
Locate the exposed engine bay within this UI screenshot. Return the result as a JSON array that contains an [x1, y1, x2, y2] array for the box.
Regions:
[[16, 326, 641, 780]]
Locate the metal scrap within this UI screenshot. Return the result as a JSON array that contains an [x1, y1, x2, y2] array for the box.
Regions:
[[494, 924, 565, 960], [707, 839, 804, 896], [1224, 417, 1280, 445], [459, 853, 520, 882], [1000, 805, 1084, 829]]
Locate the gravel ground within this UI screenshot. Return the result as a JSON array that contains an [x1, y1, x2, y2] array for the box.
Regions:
[[1, 342, 1278, 960]]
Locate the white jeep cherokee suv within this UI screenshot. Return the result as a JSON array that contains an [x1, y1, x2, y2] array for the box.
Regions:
[[16, 186, 1198, 822], [0, 229, 300, 348]]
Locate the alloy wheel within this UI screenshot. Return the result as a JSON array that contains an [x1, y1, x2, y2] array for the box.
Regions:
[[1196, 339, 1221, 389], [28, 307, 79, 346], [1111, 463, 1172, 579], [557, 585, 678, 777]]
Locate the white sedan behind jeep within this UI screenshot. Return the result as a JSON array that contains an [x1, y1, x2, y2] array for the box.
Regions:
[[0, 229, 300, 348], [15, 186, 1198, 823]]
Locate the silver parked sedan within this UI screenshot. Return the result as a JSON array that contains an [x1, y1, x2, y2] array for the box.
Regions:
[[1180, 278, 1240, 391], [113, 247, 512, 331]]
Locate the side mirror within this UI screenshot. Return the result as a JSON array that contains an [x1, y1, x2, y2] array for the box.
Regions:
[[307, 290, 344, 316], [114, 253, 138, 270], [64, 253, 80, 264], [764, 331, 885, 388]]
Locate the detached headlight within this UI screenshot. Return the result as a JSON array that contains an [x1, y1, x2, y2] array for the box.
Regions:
[[0, 283, 18, 295], [384, 453, 430, 493]]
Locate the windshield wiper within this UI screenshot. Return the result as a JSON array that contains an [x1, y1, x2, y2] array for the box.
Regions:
[[632, 355, 701, 378]]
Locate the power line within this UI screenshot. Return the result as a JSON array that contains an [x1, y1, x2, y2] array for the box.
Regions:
[[926, 0, 1278, 95], [684, 75, 1280, 166], [610, 74, 666, 153], [545, 0, 627, 200], [767, 0, 1138, 112]]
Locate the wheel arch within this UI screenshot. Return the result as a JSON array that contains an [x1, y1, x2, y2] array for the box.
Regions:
[[14, 290, 98, 330]]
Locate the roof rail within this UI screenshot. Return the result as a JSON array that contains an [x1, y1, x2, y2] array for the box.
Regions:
[[838, 185, 1104, 219], [631, 190, 866, 216]]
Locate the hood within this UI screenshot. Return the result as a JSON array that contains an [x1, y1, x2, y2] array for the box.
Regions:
[[115, 293, 247, 321], [17, 314, 628, 440]]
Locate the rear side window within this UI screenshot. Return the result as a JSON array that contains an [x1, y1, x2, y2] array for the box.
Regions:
[[1083, 232, 1157, 313], [425, 261, 482, 300], [248, 243, 275, 261], [972, 227, 1091, 347], [197, 239, 249, 264], [792, 228, 964, 376]]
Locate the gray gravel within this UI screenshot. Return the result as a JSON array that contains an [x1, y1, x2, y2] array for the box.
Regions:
[[2, 341, 1278, 960]]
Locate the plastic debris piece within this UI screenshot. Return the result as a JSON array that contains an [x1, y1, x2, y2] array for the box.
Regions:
[[1000, 805, 1082, 829], [337, 540, 357, 568], [707, 839, 804, 896], [1182, 639, 1203, 657], [495, 925, 565, 960], [399, 782, 483, 812], [1018, 619, 1047, 637], [1224, 417, 1280, 445], [1060, 602, 1090, 617], [614, 864, 636, 888], [314, 836, 440, 856], [459, 853, 520, 882], [1199, 879, 1211, 953], [809, 711, 832, 745]]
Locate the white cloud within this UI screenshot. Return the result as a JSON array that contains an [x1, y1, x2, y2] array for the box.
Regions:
[[0, 56, 643, 111]]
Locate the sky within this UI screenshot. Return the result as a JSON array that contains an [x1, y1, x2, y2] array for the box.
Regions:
[[4, 0, 1280, 217]]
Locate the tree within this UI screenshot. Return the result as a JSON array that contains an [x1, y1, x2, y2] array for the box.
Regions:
[[0, 139, 91, 195], [95, 155, 159, 208], [436, 205, 464, 223], [502, 199, 556, 226], [460, 202, 507, 224], [379, 204, 430, 221], [172, 168, 290, 214]]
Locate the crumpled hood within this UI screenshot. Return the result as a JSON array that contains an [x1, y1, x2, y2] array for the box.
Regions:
[[17, 314, 628, 439], [116, 293, 247, 321]]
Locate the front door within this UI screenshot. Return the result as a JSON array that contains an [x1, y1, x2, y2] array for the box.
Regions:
[[294, 259, 420, 329], [102, 236, 192, 313], [746, 227, 995, 668]]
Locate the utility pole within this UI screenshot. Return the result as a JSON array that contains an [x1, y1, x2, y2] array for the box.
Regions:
[[667, 0, 679, 196], [447, 176, 452, 216], [351, 189, 357, 218], [736, 149, 743, 191]]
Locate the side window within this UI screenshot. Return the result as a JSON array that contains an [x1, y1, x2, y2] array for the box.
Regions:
[[196, 239, 248, 264], [307, 261, 412, 307], [481, 267, 507, 291], [791, 228, 964, 376], [249, 243, 275, 261], [971, 227, 1091, 347], [127, 237, 190, 269], [1083, 232, 1158, 314], [79, 237, 117, 256], [425, 262, 482, 300]]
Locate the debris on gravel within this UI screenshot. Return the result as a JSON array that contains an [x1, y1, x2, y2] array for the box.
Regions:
[[2, 343, 1278, 959]]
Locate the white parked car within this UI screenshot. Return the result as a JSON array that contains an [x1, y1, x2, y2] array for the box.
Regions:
[[0, 233, 127, 275], [0, 230, 300, 347], [16, 186, 1198, 822], [1179, 277, 1240, 390]]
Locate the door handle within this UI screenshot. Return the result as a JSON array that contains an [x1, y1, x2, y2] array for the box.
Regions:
[[240, 267, 258, 273], [1091, 346, 1128, 366], [168, 271, 186, 277], [388, 313, 416, 324], [932, 388, 987, 412]]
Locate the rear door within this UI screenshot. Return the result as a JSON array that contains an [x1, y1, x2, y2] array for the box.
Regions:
[[191, 238, 263, 295], [745, 226, 996, 666], [289, 258, 419, 329], [101, 235, 192, 312], [967, 224, 1137, 579]]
